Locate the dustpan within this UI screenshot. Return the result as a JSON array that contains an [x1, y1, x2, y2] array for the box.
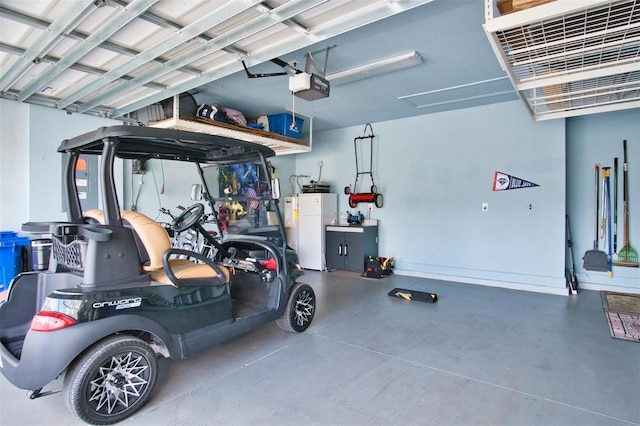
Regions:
[[583, 249, 609, 271]]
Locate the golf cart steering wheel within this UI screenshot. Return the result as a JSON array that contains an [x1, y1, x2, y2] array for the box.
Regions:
[[173, 203, 204, 233]]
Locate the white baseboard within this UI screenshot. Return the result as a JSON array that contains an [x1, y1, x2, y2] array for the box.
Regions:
[[393, 269, 571, 296]]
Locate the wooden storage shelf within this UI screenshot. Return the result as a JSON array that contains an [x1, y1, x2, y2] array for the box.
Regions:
[[148, 115, 311, 156]]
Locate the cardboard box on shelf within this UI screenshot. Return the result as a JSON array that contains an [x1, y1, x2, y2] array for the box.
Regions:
[[497, 0, 555, 15]]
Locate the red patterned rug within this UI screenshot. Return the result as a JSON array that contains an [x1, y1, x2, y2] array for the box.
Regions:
[[600, 291, 640, 343]]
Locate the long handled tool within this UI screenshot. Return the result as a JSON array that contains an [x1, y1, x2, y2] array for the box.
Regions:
[[565, 214, 578, 294], [613, 157, 618, 253], [583, 164, 609, 271], [600, 165, 606, 240], [603, 167, 613, 277], [614, 140, 639, 267]]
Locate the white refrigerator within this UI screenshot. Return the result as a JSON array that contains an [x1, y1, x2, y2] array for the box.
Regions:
[[297, 193, 337, 270]]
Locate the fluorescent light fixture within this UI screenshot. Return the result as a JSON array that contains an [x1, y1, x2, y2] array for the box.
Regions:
[[326, 51, 422, 86]]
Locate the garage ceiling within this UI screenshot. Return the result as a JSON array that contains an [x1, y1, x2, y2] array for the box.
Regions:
[[0, 0, 435, 122], [3, 0, 637, 133]]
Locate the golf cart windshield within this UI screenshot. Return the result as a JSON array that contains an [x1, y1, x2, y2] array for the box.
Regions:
[[202, 162, 284, 248]]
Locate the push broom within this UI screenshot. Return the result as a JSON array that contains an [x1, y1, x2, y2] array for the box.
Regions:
[[613, 140, 638, 267]]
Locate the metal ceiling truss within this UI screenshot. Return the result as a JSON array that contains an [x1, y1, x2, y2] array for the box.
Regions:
[[484, 0, 640, 120], [0, 0, 433, 120]]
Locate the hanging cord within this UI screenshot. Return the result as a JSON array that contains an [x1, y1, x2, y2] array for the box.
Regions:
[[315, 161, 323, 183], [131, 173, 144, 211], [150, 161, 164, 220], [290, 91, 297, 130], [159, 159, 165, 194]]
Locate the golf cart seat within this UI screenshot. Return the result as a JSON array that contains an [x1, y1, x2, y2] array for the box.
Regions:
[[120, 210, 230, 286], [83, 209, 228, 286]]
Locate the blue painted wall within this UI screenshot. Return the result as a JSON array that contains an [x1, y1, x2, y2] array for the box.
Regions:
[[1, 98, 637, 294], [0, 100, 119, 229], [295, 100, 568, 294]]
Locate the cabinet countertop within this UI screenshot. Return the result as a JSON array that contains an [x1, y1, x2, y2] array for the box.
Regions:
[[326, 224, 378, 233]]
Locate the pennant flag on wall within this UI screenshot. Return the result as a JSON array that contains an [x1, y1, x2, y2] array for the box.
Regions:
[[493, 171, 539, 191]]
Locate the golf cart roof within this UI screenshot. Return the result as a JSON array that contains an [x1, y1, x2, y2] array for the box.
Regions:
[[58, 125, 275, 164]]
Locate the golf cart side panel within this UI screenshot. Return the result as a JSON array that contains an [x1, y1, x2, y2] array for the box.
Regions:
[[50, 281, 234, 335], [180, 307, 283, 357], [0, 314, 179, 391]]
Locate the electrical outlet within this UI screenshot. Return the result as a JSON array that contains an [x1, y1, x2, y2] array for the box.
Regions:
[[482, 202, 489, 211]]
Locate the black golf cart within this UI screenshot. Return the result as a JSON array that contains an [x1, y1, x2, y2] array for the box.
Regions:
[[0, 126, 315, 424]]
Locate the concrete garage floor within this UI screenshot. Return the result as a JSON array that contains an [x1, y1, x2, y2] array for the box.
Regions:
[[1, 270, 639, 425]]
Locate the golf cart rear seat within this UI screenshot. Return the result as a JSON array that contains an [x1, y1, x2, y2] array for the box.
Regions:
[[83, 209, 229, 287]]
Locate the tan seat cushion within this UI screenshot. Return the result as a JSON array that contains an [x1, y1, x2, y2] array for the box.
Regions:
[[121, 210, 172, 272]]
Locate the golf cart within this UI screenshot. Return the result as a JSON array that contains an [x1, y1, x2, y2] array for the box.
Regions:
[[0, 126, 315, 424]]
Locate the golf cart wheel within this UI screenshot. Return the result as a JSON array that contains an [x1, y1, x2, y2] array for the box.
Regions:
[[374, 193, 383, 208], [63, 335, 158, 425], [277, 283, 316, 333], [344, 186, 351, 195], [349, 196, 357, 208], [371, 185, 377, 194]]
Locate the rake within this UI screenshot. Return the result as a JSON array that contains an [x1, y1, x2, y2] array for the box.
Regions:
[[613, 140, 638, 267]]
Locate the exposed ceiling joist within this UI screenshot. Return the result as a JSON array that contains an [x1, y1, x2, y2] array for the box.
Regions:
[[0, 0, 96, 93], [78, 0, 329, 114], [0, 4, 203, 76], [0, 0, 433, 120], [0, 41, 167, 91], [16, 0, 159, 102], [57, 0, 262, 110], [111, 0, 434, 118]]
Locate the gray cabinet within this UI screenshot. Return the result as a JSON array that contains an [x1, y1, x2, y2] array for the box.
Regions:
[[326, 225, 378, 271]]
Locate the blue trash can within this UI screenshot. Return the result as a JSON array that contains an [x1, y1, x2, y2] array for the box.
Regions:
[[0, 231, 31, 291]]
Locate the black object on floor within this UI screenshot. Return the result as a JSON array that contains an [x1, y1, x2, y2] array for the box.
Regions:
[[388, 288, 438, 303], [363, 256, 394, 279]]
